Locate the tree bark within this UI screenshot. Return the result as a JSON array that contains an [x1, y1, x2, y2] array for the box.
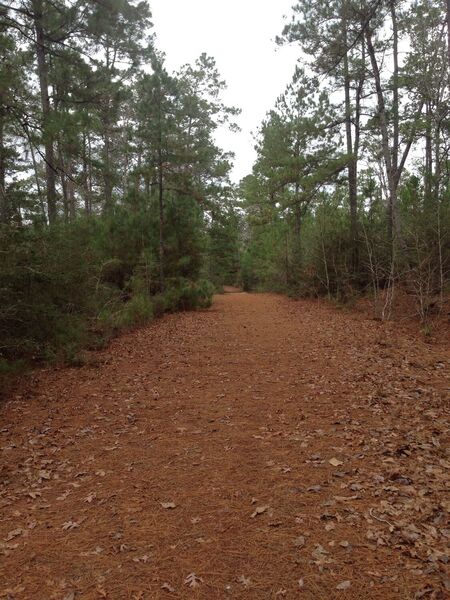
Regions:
[[57, 140, 69, 222], [0, 110, 7, 224], [103, 112, 113, 211], [365, 28, 399, 249], [390, 0, 399, 174], [67, 158, 75, 220], [342, 17, 359, 272], [157, 82, 165, 291], [425, 101, 433, 204], [447, 0, 450, 67], [82, 133, 91, 215], [158, 152, 164, 291], [434, 121, 441, 204], [32, 0, 57, 224]]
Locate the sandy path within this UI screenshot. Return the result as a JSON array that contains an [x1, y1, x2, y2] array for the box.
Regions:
[[1, 293, 449, 599]]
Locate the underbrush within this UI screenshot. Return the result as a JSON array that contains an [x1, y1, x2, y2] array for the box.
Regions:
[[0, 221, 215, 384]]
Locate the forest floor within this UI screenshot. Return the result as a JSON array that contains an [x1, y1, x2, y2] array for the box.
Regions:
[[0, 292, 449, 600]]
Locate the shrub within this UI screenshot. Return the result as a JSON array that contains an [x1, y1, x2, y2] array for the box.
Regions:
[[116, 294, 154, 329], [195, 279, 215, 308]]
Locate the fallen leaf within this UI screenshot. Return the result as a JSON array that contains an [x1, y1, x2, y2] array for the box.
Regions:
[[133, 554, 150, 563], [336, 580, 351, 590], [161, 502, 176, 509], [62, 520, 80, 531], [329, 458, 343, 467], [161, 582, 175, 593], [251, 505, 269, 518], [238, 575, 251, 587], [184, 573, 203, 588], [5, 529, 23, 541]]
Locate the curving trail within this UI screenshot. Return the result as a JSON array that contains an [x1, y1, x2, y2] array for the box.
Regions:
[[1, 293, 449, 599]]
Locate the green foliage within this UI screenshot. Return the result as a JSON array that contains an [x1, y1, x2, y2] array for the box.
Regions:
[[0, 221, 100, 362], [0, 205, 218, 374], [161, 279, 215, 312], [115, 294, 154, 329], [207, 206, 241, 287]]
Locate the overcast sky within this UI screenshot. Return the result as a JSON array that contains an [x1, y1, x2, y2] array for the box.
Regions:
[[150, 0, 300, 183]]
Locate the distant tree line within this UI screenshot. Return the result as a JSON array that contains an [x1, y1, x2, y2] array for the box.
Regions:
[[0, 0, 241, 373], [241, 0, 449, 321]]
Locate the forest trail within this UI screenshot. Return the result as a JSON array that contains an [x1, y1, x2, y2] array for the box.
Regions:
[[1, 293, 449, 600]]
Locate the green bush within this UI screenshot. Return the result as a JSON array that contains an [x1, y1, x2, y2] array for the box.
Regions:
[[0, 201, 218, 374], [151, 294, 167, 318], [162, 279, 215, 312], [162, 286, 183, 312], [116, 294, 154, 329], [195, 279, 215, 308]]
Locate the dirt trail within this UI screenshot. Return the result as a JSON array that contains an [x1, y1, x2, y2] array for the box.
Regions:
[[1, 293, 449, 600]]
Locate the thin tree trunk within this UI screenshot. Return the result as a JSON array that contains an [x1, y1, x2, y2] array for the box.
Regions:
[[32, 0, 57, 223], [284, 229, 290, 287], [447, 0, 450, 66], [425, 101, 433, 204], [352, 39, 365, 273], [82, 133, 91, 215], [27, 134, 47, 222], [58, 140, 69, 222], [365, 28, 399, 250], [391, 0, 399, 174], [434, 122, 441, 204], [158, 152, 164, 291], [0, 111, 7, 224], [88, 133, 93, 214], [135, 149, 142, 195], [157, 85, 165, 291], [67, 159, 76, 220], [103, 115, 113, 211], [343, 18, 358, 273], [293, 182, 302, 275], [102, 43, 114, 212]]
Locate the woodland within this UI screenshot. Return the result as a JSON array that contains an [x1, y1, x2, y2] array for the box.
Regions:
[[0, 0, 449, 374], [0, 2, 449, 599]]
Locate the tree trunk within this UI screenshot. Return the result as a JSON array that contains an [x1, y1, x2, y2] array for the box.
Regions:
[[103, 114, 113, 211], [293, 182, 302, 277], [27, 135, 47, 222], [343, 18, 358, 273], [447, 0, 450, 67], [434, 122, 441, 204], [156, 78, 165, 291], [352, 39, 365, 273], [158, 152, 164, 291], [365, 29, 399, 250], [58, 140, 69, 222], [390, 0, 399, 174], [32, 0, 57, 224], [424, 101, 433, 204], [82, 133, 92, 215], [67, 159, 76, 220], [0, 111, 7, 224]]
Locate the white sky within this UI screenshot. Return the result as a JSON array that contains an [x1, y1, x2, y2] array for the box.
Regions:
[[150, 0, 300, 183]]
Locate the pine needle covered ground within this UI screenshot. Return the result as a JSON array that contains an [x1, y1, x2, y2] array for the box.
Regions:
[[1, 292, 449, 599]]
